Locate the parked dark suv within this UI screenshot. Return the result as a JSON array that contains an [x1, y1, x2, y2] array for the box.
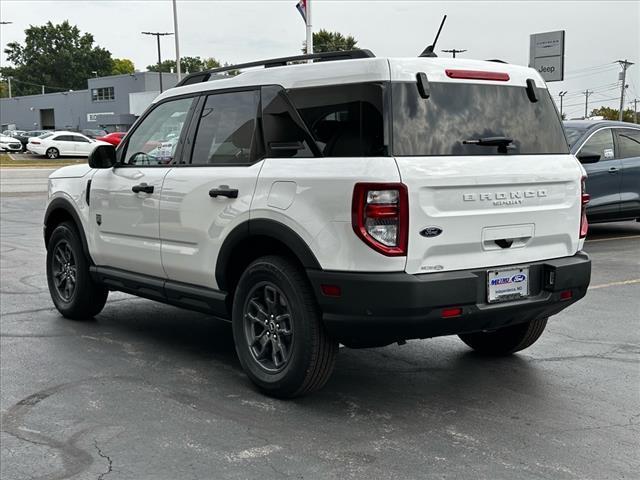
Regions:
[[564, 120, 640, 223]]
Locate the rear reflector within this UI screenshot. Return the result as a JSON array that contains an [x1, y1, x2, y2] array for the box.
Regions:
[[321, 284, 341, 297], [445, 69, 510, 81], [560, 290, 573, 300], [442, 307, 463, 318]]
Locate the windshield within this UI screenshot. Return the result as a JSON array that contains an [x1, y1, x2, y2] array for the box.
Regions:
[[563, 126, 588, 147], [392, 82, 569, 156]]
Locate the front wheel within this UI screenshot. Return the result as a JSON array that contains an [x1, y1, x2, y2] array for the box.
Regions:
[[232, 256, 338, 398], [46, 221, 108, 319], [46, 147, 59, 159], [458, 318, 548, 355]]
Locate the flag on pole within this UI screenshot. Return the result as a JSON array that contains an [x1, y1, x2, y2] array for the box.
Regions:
[[296, 0, 308, 23]]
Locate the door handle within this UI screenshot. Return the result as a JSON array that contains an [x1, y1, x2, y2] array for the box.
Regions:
[[209, 185, 239, 198], [132, 183, 154, 194], [608, 167, 620, 174]]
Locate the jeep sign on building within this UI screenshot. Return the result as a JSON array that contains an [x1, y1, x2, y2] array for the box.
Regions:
[[529, 30, 565, 82]]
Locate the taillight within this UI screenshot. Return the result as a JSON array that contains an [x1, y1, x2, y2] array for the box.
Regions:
[[352, 183, 408, 256], [580, 176, 590, 239], [31, 140, 40, 144]]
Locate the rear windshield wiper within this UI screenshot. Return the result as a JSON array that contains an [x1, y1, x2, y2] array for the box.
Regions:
[[463, 136, 513, 153]]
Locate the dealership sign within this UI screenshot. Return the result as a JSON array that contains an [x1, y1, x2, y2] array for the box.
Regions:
[[529, 30, 565, 82], [87, 112, 114, 122]]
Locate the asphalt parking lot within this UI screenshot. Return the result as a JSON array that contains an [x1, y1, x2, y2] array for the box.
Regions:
[[1, 177, 639, 480]]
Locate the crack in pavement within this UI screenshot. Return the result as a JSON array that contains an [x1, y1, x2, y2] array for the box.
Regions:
[[94, 440, 113, 480]]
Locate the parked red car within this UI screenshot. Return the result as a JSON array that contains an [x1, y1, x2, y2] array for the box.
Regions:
[[96, 132, 126, 146]]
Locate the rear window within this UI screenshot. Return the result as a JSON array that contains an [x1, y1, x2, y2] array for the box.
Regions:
[[39, 133, 53, 139], [392, 82, 569, 156]]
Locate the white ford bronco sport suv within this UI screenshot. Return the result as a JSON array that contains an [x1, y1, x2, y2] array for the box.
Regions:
[[44, 50, 591, 397]]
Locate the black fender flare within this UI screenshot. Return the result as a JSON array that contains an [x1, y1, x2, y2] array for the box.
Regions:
[[215, 219, 321, 291], [44, 198, 93, 263]]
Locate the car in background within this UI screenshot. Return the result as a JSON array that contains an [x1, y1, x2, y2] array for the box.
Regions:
[[96, 132, 126, 146], [2, 130, 26, 138], [81, 128, 108, 139], [564, 120, 640, 223], [0, 135, 23, 152], [27, 131, 109, 159], [15, 130, 52, 152]]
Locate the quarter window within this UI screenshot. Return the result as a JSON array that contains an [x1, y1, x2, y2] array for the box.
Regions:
[[616, 129, 640, 159], [123, 97, 194, 166], [91, 87, 115, 102], [287, 83, 387, 157], [580, 129, 615, 161], [190, 90, 261, 165]]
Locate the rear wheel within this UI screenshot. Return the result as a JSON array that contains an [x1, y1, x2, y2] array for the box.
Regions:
[[458, 318, 548, 355], [46, 221, 108, 319], [46, 147, 59, 159], [232, 255, 338, 398]]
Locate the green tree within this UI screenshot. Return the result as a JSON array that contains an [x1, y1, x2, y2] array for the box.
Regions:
[[112, 58, 135, 75], [147, 56, 223, 74], [589, 106, 637, 123], [302, 29, 359, 53], [1, 21, 113, 96]]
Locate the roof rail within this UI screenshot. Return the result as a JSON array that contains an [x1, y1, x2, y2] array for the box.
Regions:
[[175, 49, 375, 87]]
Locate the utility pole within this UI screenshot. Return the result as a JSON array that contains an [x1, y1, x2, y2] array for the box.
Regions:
[[172, 0, 181, 81], [583, 89, 592, 119], [559, 91, 568, 118], [617, 59, 634, 121], [442, 48, 467, 58], [142, 31, 174, 93], [41, 85, 45, 95], [7, 76, 12, 98], [631, 98, 639, 124]]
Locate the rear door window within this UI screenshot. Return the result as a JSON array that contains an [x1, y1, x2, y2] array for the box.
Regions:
[[392, 82, 569, 156], [616, 129, 640, 158], [190, 90, 262, 165]]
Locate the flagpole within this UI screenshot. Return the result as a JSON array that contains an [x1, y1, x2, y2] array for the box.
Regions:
[[306, 0, 313, 54]]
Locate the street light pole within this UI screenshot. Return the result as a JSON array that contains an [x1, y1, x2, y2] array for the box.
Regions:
[[172, 0, 181, 81], [559, 91, 567, 118], [142, 31, 174, 93]]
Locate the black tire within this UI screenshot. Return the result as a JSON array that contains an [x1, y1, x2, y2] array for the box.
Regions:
[[232, 255, 338, 398], [46, 147, 59, 159], [46, 221, 108, 319], [458, 318, 548, 355]]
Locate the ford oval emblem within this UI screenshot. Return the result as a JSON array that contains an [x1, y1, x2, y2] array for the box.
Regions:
[[420, 226, 443, 238]]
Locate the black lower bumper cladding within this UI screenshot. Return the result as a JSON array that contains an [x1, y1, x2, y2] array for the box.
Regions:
[[308, 252, 591, 347]]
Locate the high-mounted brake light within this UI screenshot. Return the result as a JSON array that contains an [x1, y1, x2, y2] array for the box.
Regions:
[[445, 69, 510, 81], [580, 176, 590, 239], [352, 183, 408, 256]]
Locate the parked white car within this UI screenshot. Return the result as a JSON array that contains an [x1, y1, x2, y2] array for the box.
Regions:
[[0, 135, 23, 152], [27, 131, 108, 159]]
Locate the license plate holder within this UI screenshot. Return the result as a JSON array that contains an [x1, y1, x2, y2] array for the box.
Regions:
[[487, 266, 530, 303]]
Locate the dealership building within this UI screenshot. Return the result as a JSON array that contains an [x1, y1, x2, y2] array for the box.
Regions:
[[0, 72, 178, 133]]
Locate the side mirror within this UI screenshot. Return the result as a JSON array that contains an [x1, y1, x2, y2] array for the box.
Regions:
[[577, 151, 601, 164], [89, 144, 117, 168]]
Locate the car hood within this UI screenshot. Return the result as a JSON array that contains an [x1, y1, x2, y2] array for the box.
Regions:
[[49, 164, 93, 179]]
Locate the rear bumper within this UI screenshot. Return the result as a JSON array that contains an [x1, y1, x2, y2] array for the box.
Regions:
[[308, 252, 591, 347]]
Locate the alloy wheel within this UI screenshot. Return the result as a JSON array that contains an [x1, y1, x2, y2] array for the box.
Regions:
[[243, 282, 294, 372], [51, 240, 77, 301]]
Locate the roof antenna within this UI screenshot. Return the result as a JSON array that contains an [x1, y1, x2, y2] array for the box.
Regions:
[[419, 15, 447, 57]]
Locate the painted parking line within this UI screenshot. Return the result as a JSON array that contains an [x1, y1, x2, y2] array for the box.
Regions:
[[585, 235, 640, 243], [589, 279, 640, 290]]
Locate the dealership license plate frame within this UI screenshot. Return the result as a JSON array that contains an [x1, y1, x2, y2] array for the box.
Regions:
[[487, 266, 530, 303]]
